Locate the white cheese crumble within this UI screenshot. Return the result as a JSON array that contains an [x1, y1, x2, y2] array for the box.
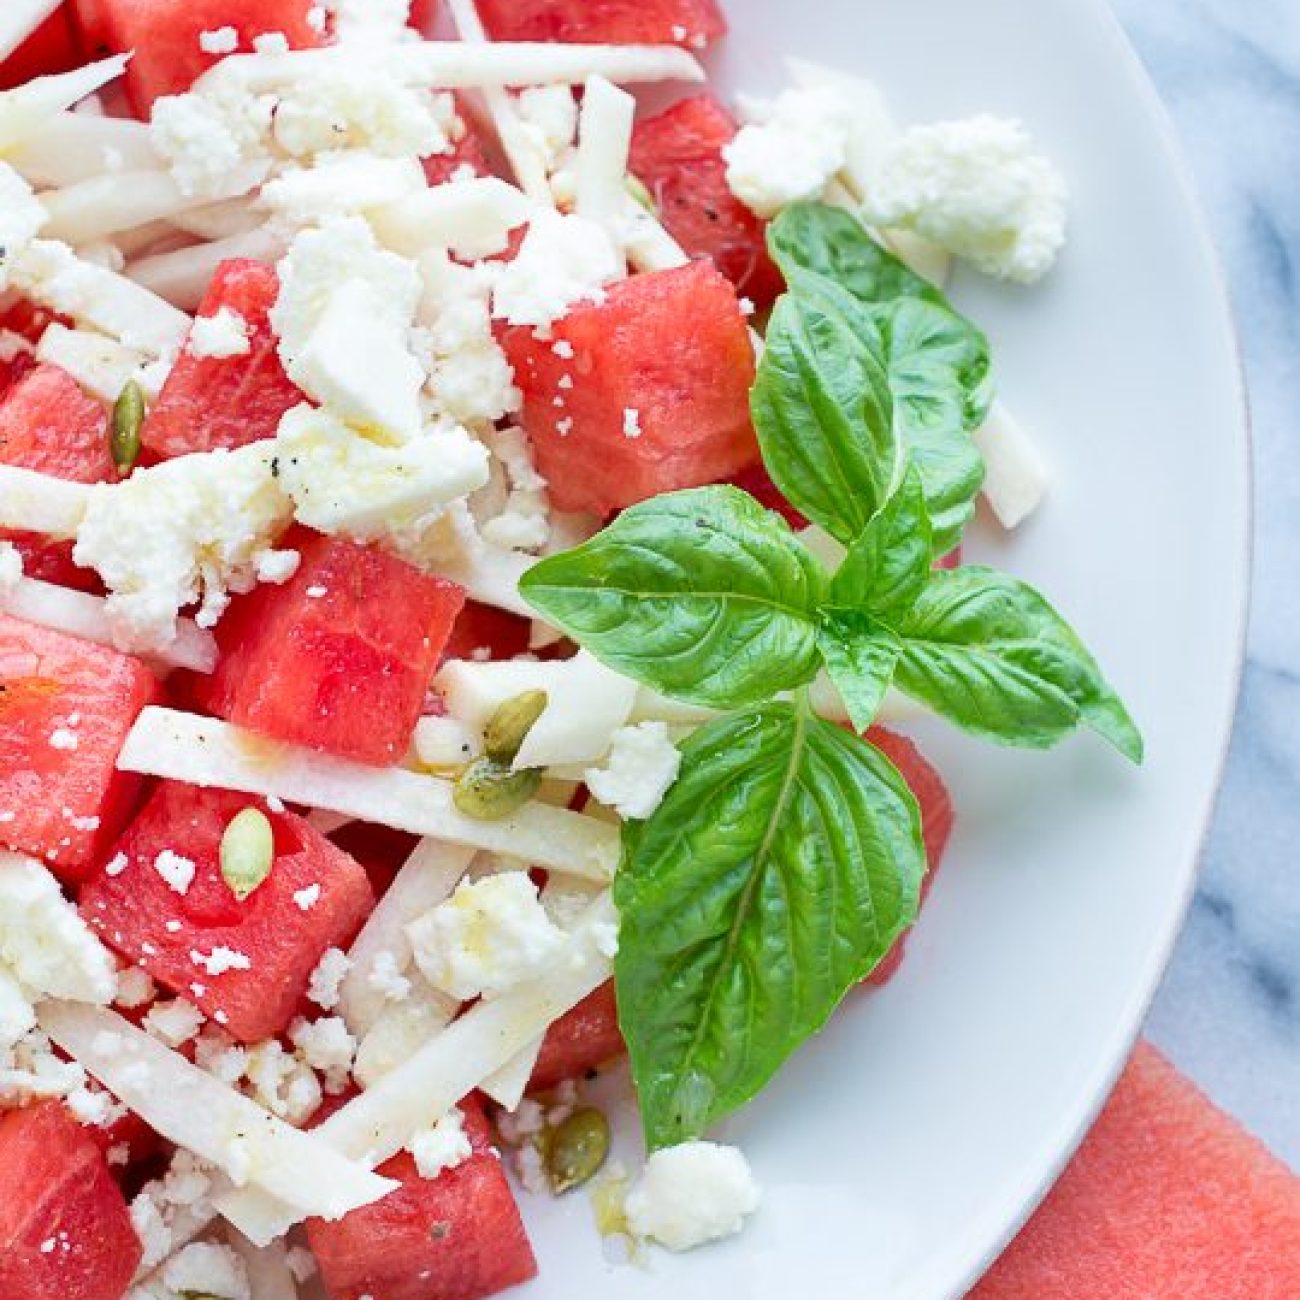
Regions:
[[150, 83, 275, 199], [515, 85, 579, 169], [192, 946, 252, 976], [410, 1105, 472, 1180], [0, 164, 48, 291], [307, 947, 352, 1010], [188, 306, 251, 359], [198, 26, 240, 55], [407, 872, 565, 1001], [48, 728, 78, 752], [367, 949, 412, 1002], [154, 849, 197, 895], [584, 721, 682, 820], [161, 1241, 251, 1300], [860, 116, 1068, 284], [244, 1037, 322, 1124], [624, 1141, 761, 1252], [114, 966, 157, 1010], [293, 883, 322, 912], [288, 1014, 356, 1092], [143, 998, 206, 1047], [72, 443, 294, 652], [491, 209, 623, 330]]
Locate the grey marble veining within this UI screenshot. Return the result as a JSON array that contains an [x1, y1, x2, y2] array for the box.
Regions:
[[1109, 0, 1300, 1168]]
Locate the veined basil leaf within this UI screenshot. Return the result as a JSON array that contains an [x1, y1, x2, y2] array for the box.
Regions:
[[615, 703, 926, 1148], [816, 611, 899, 734], [892, 567, 1144, 762], [519, 487, 827, 710], [831, 465, 932, 620], [751, 272, 901, 545]]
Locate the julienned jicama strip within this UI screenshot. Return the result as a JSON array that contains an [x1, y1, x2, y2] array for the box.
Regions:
[[116, 706, 620, 880], [37, 1000, 399, 1220], [214, 892, 617, 1244]]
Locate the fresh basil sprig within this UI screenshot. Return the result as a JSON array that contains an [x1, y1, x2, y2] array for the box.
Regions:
[[613, 703, 925, 1149]]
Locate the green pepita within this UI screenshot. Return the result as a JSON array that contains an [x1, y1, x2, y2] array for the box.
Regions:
[[109, 379, 146, 473], [482, 690, 548, 765], [453, 758, 542, 821], [546, 1107, 610, 1194], [219, 806, 274, 901]]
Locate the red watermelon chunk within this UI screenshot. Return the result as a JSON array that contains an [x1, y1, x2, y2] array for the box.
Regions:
[[202, 529, 466, 766], [969, 1042, 1300, 1299], [93, 0, 325, 116], [477, 0, 726, 48], [630, 95, 785, 310], [865, 727, 954, 986], [529, 980, 625, 1093], [441, 600, 533, 665], [502, 261, 759, 515], [424, 96, 494, 187], [142, 259, 303, 460], [0, 613, 158, 880], [308, 1095, 538, 1300], [0, 1101, 142, 1300], [80, 781, 374, 1043], [0, 8, 84, 90]]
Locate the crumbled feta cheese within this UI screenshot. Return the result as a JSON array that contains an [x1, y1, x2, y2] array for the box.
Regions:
[[293, 883, 322, 912], [143, 998, 205, 1047], [252, 31, 291, 54], [329, 0, 413, 44], [150, 84, 275, 199], [104, 852, 129, 878], [496, 1097, 545, 1145], [860, 116, 1068, 283], [624, 1142, 761, 1252], [724, 86, 854, 219], [410, 1105, 472, 1179], [516, 85, 578, 169], [491, 209, 623, 330], [0, 969, 35, 1050], [188, 306, 251, 359], [289, 1015, 356, 1092], [161, 1242, 251, 1300], [367, 949, 412, 1002], [193, 1025, 248, 1084], [65, 1083, 115, 1126], [622, 407, 642, 439], [0, 165, 48, 291], [584, 721, 681, 820], [114, 966, 157, 1010], [274, 403, 488, 545], [261, 153, 425, 230], [244, 1038, 323, 1124], [154, 850, 197, 895], [307, 947, 351, 1010], [198, 26, 240, 55], [191, 946, 252, 976], [0, 854, 115, 1004], [72, 443, 294, 652], [407, 872, 565, 1001], [255, 548, 301, 586], [48, 728, 78, 751]]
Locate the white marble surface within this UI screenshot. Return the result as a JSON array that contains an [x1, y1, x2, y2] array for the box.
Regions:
[[1109, 0, 1300, 1168]]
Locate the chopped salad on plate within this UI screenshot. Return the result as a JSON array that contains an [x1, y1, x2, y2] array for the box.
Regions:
[[0, 0, 1141, 1297]]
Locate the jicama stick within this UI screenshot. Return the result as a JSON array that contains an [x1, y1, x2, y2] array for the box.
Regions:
[[0, 0, 62, 63], [575, 75, 636, 233], [36, 323, 145, 404], [369, 177, 533, 260], [973, 399, 1052, 529], [0, 58, 130, 153], [129, 228, 286, 312], [0, 465, 93, 538], [7, 111, 157, 187]]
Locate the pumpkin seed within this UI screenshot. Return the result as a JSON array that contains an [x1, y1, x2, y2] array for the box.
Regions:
[[219, 806, 274, 901], [109, 379, 146, 473], [546, 1107, 610, 1194], [482, 690, 548, 765], [453, 758, 542, 820]]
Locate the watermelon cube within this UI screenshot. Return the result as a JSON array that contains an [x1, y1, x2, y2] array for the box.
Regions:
[[0, 8, 84, 91], [93, 0, 325, 115], [502, 261, 759, 515], [424, 96, 494, 187], [0, 361, 115, 593], [441, 600, 533, 665], [0, 613, 158, 880], [307, 1095, 538, 1300], [529, 980, 625, 1093], [203, 529, 466, 766], [476, 0, 726, 48], [864, 727, 954, 986], [969, 1042, 1300, 1299], [0, 1101, 142, 1300], [80, 781, 374, 1043], [142, 260, 303, 460], [630, 95, 785, 309]]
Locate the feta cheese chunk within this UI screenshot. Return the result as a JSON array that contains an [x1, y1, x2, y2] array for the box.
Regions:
[[407, 872, 565, 1001], [584, 721, 682, 819], [0, 163, 47, 289], [409, 1105, 472, 1179], [625, 1141, 761, 1252], [0, 852, 116, 1004], [861, 116, 1068, 284], [72, 443, 293, 652], [160, 1242, 250, 1300], [150, 84, 274, 199], [491, 209, 623, 330], [724, 87, 853, 219], [274, 404, 488, 544], [188, 306, 251, 359], [260, 153, 426, 229]]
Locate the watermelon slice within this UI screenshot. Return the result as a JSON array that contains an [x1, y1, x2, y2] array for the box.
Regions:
[[441, 600, 533, 665], [0, 8, 84, 91], [529, 980, 625, 1093], [307, 1095, 538, 1300], [80, 781, 374, 1043], [969, 1042, 1300, 1299], [92, 0, 325, 115], [0, 613, 158, 880], [0, 1101, 142, 1300], [630, 95, 785, 309], [141, 260, 304, 461], [502, 261, 759, 515], [476, 0, 726, 48], [201, 529, 467, 766]]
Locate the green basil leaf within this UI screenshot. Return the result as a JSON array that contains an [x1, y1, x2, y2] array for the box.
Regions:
[[831, 465, 932, 620], [519, 487, 827, 710], [892, 567, 1144, 762], [751, 272, 901, 545], [615, 704, 926, 1148], [815, 611, 899, 733]]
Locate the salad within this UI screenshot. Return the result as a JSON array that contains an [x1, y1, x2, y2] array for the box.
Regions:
[[0, 0, 1141, 1297]]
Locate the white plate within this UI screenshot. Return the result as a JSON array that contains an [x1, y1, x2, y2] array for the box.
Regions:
[[514, 0, 1249, 1297]]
